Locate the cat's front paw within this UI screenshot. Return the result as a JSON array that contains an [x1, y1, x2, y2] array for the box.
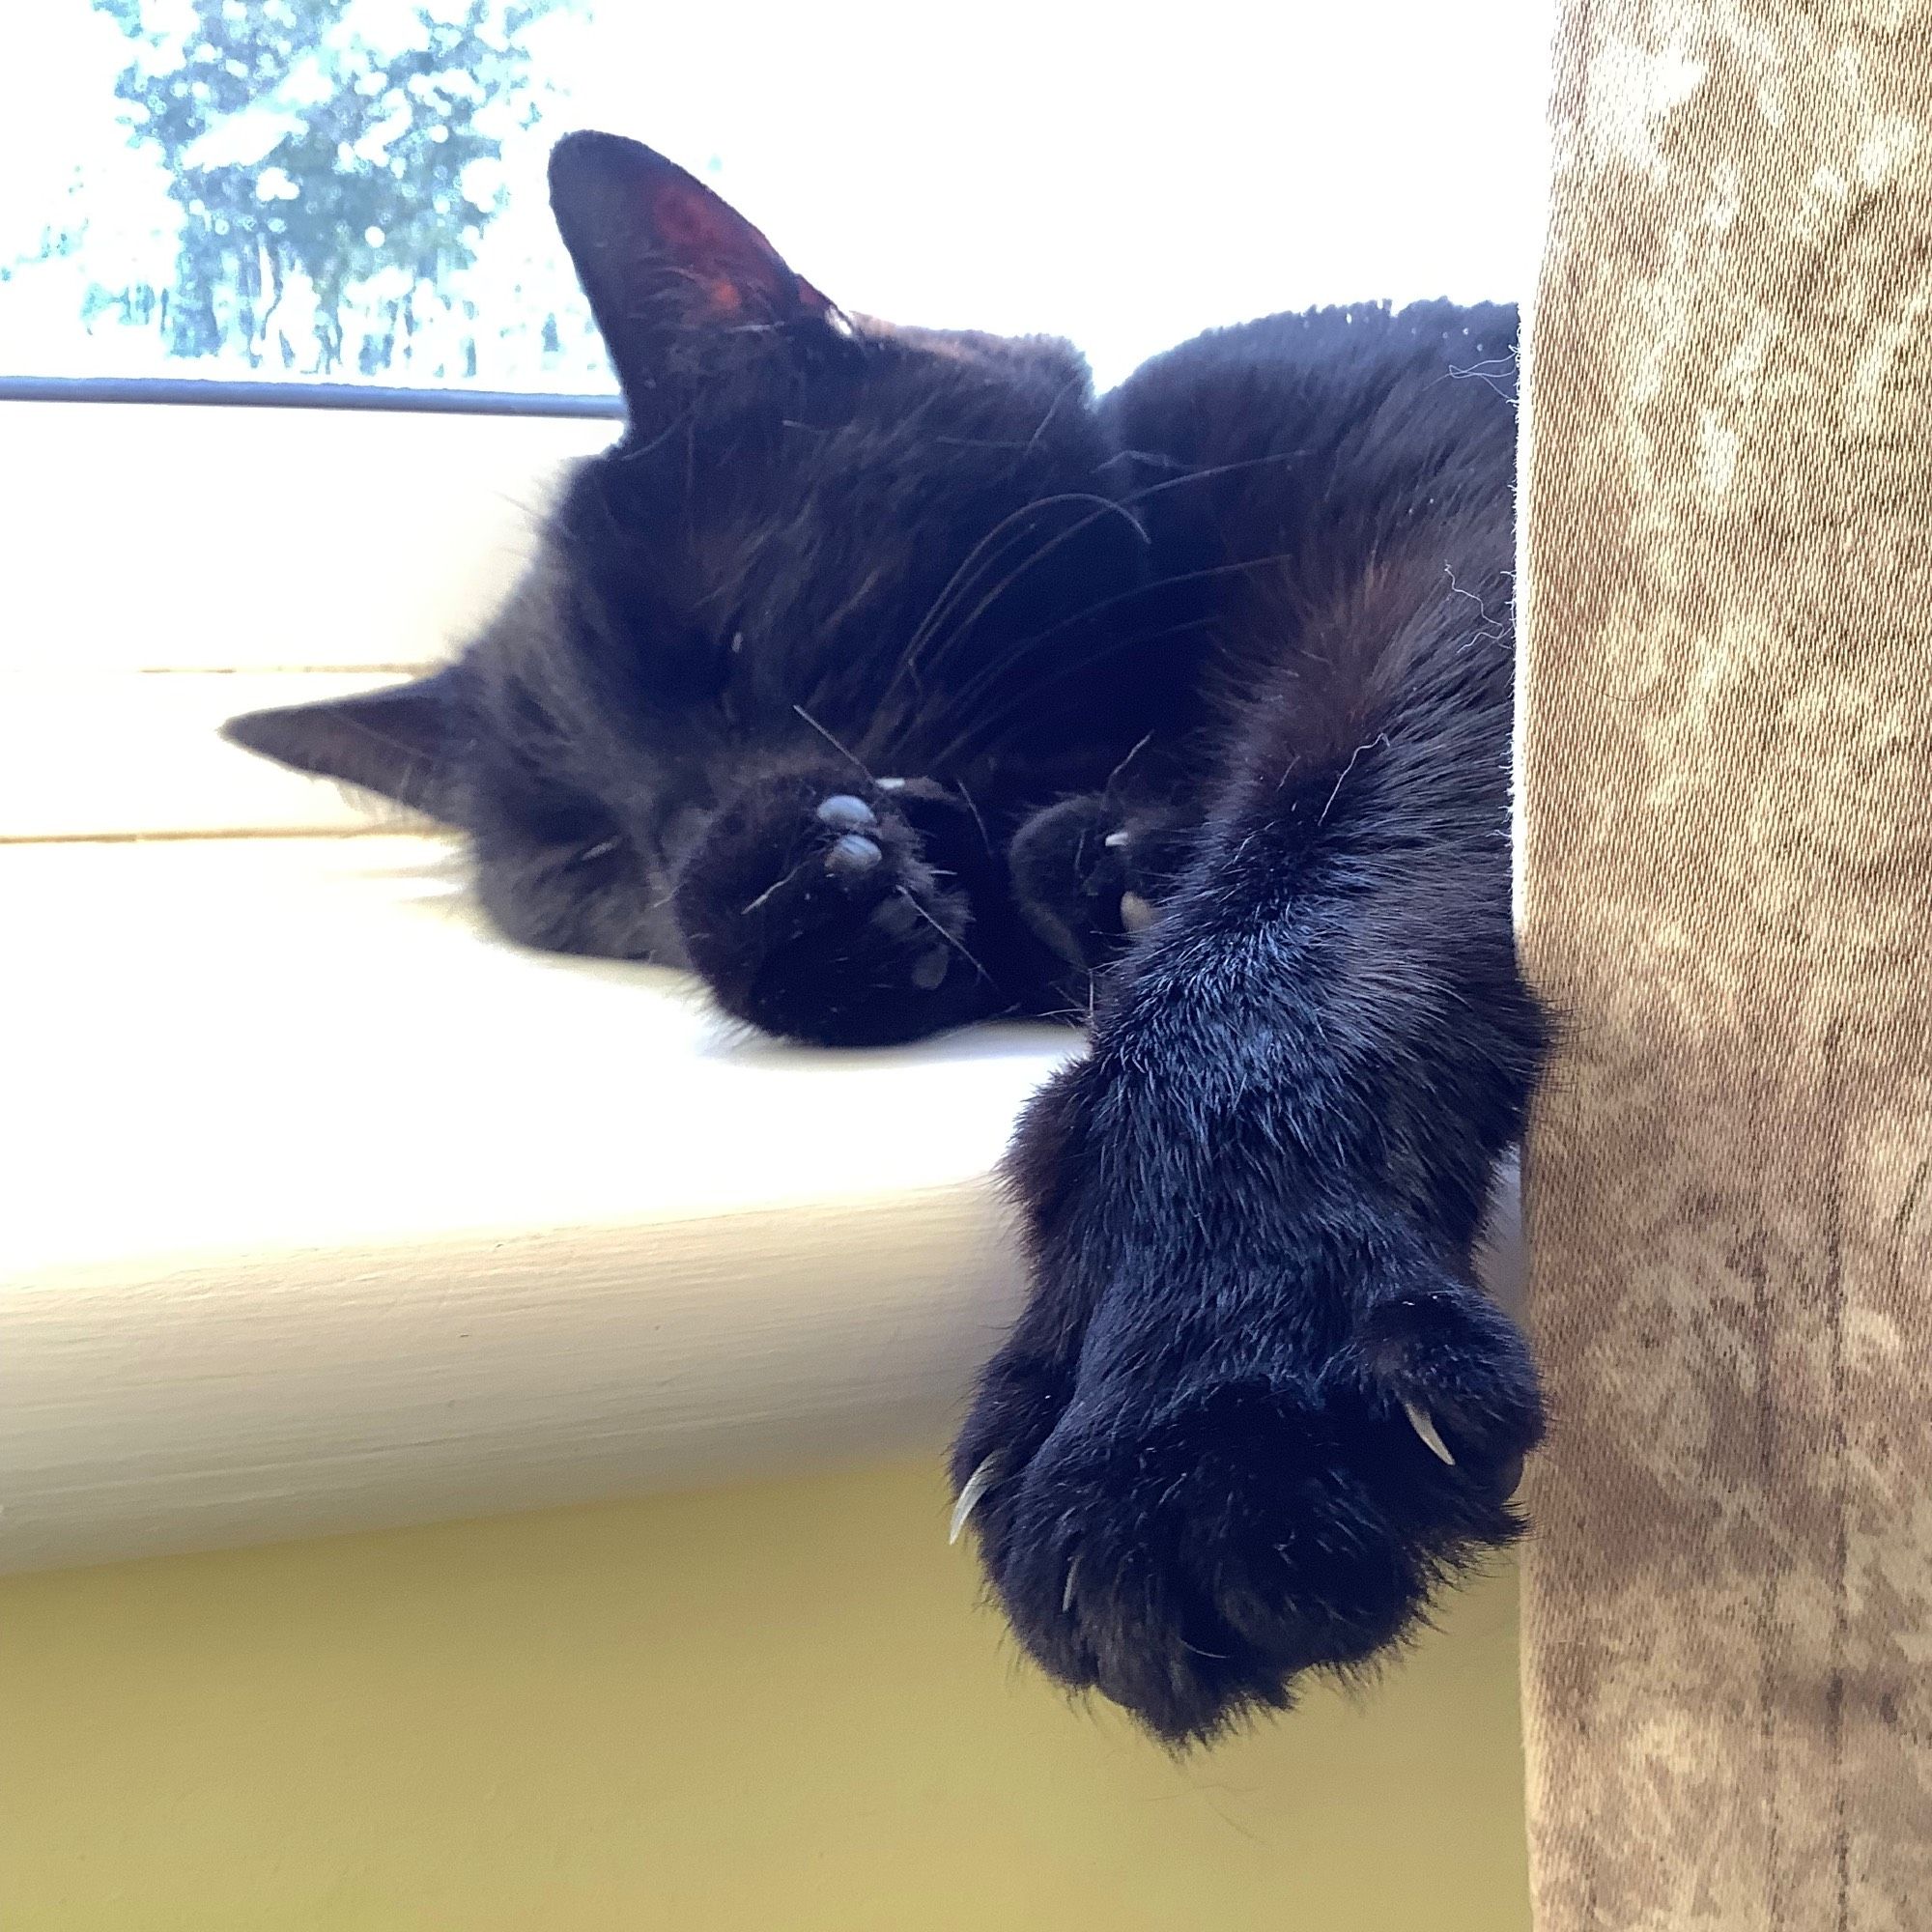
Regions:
[[673, 768, 984, 1044], [1007, 793, 1194, 976], [964, 1285, 1537, 1744], [952, 1069, 1542, 1742]]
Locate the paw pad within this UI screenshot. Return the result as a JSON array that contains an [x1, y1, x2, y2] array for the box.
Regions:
[[868, 894, 923, 938], [825, 832, 884, 877], [814, 794, 877, 833]]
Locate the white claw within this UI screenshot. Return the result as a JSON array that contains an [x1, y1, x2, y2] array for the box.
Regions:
[[1062, 1555, 1082, 1613], [1404, 1400, 1457, 1466], [1103, 830, 1131, 850], [1120, 891, 1155, 934], [949, 1458, 1000, 1545]]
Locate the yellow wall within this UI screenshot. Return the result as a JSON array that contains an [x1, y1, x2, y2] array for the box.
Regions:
[[2, 1457, 1529, 1930]]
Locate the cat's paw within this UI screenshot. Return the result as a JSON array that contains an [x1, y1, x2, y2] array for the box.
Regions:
[[673, 769, 984, 1044], [952, 1202, 1541, 1744], [1007, 793, 1193, 975]]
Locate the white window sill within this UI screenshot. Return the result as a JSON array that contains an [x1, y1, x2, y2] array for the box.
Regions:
[[1, 833, 1073, 1574], [3, 831, 1526, 1577]]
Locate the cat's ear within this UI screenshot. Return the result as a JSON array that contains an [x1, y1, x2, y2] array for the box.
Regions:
[[547, 130, 854, 417], [220, 668, 469, 822]]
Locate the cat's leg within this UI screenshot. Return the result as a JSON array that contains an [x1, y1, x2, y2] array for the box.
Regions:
[[669, 765, 1038, 1045], [952, 580, 1548, 1744]]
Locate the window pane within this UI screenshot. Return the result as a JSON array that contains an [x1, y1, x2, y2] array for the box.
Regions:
[[4, 2, 1554, 395]]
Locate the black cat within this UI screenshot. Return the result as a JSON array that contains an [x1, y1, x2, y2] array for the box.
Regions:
[[227, 131, 1546, 1744]]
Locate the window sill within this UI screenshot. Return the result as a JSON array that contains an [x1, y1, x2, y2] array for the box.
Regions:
[[1, 833, 1071, 1574], [3, 831, 1525, 1577]]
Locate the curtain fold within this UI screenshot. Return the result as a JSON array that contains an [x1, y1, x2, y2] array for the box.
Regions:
[[1517, 4, 1932, 1925]]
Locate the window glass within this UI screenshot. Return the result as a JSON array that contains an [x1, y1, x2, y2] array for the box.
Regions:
[[4, 2, 1554, 394]]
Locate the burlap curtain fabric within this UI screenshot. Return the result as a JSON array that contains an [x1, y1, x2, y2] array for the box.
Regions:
[[1517, 4, 1932, 1926]]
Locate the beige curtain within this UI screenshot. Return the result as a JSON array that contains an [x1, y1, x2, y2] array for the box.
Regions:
[[1517, 3, 1932, 1926]]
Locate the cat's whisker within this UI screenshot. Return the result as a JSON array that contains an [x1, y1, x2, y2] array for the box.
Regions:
[[791, 704, 875, 780], [895, 886, 989, 984], [877, 522, 1057, 720], [895, 460, 1307, 724], [893, 464, 1309, 728], [1112, 446, 1315, 508], [911, 496, 1151, 687], [953, 781, 992, 856], [1013, 547, 1306, 661], [898, 492, 1149, 696], [912, 549, 1307, 768], [914, 636, 1149, 770], [1022, 376, 1083, 458], [911, 559, 1295, 767], [1104, 733, 1155, 794], [914, 617, 1215, 772], [740, 853, 815, 916], [899, 494, 1101, 670]]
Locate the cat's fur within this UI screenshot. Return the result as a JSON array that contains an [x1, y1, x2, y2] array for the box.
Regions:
[[226, 131, 1547, 1744]]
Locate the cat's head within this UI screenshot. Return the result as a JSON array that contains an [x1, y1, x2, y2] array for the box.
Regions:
[[224, 132, 1162, 856]]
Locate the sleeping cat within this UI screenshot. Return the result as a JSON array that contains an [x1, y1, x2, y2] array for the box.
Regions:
[[226, 130, 1546, 1744]]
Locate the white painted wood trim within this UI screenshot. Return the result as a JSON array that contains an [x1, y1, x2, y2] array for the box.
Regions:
[[2, 1183, 1023, 1574], [0, 671, 432, 840], [0, 831, 1525, 1577], [0, 835, 1072, 1574], [1, 401, 614, 675]]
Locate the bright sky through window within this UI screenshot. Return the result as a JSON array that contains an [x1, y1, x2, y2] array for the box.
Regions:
[[3, 2, 1555, 392]]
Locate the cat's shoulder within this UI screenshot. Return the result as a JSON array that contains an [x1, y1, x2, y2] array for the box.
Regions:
[[1118, 298, 1517, 391], [1101, 299, 1520, 470]]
